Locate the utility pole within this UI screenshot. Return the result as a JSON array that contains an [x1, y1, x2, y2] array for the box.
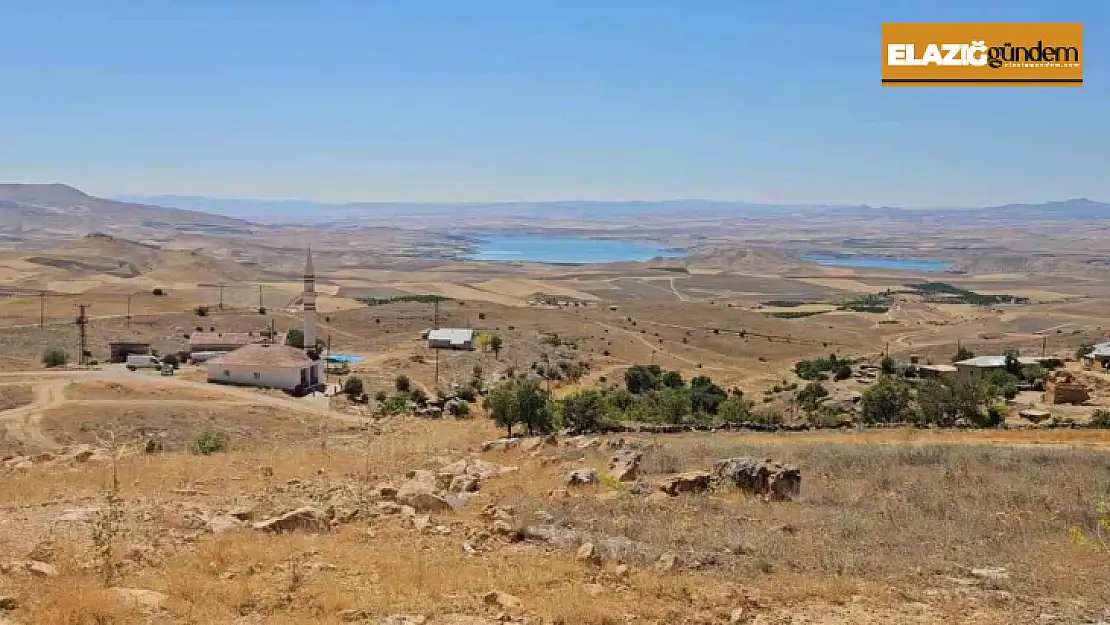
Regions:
[[434, 347, 440, 387], [1042, 336, 1048, 358], [125, 294, 133, 328], [258, 284, 264, 310], [39, 291, 45, 329], [218, 283, 225, 310], [433, 300, 439, 330], [326, 334, 332, 386], [76, 304, 89, 367]]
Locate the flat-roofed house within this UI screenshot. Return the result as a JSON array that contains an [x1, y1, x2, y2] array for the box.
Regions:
[[954, 355, 1041, 381], [427, 328, 476, 350], [188, 331, 284, 354]]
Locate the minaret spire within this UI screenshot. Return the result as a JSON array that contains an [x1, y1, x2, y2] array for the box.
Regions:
[[302, 246, 317, 353]]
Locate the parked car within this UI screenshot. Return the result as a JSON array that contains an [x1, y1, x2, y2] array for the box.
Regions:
[[160, 363, 175, 376]]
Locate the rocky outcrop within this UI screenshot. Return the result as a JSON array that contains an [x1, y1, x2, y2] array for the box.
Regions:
[[607, 449, 643, 482], [252, 507, 333, 533], [713, 457, 801, 501], [657, 471, 713, 496], [566, 468, 599, 486]]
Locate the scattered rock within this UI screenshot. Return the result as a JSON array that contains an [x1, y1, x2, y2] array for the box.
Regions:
[[713, 457, 801, 501], [566, 468, 599, 486], [376, 501, 403, 515], [55, 506, 99, 523], [655, 552, 677, 571], [0, 596, 15, 611], [482, 591, 522, 610], [406, 492, 452, 513], [657, 471, 713, 496], [377, 616, 427, 625], [69, 445, 95, 463], [339, 609, 371, 622], [583, 583, 606, 597], [519, 434, 558, 454], [480, 438, 520, 453], [203, 514, 246, 535], [142, 438, 163, 454], [228, 505, 256, 521], [396, 474, 452, 512], [969, 566, 1010, 581], [576, 542, 601, 565], [440, 459, 470, 477], [449, 474, 480, 493], [111, 588, 167, 614], [613, 564, 630, 579], [252, 507, 332, 533], [374, 484, 399, 500], [490, 520, 517, 538], [608, 449, 643, 482], [27, 561, 57, 578], [467, 459, 504, 479], [729, 607, 747, 624]]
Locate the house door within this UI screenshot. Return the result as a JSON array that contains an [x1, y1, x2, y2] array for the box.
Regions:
[[300, 368, 308, 386], [309, 364, 319, 385]]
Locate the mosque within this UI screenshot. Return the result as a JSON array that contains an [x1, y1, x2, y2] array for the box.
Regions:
[[206, 248, 324, 393]]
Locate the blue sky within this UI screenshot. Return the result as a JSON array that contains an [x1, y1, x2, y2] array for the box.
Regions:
[[0, 0, 1105, 206]]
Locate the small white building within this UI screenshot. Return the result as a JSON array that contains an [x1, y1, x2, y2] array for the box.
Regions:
[[207, 344, 323, 392], [954, 355, 1041, 381], [427, 328, 476, 350]]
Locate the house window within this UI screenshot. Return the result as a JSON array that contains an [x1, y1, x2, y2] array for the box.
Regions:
[[223, 369, 231, 377], [253, 372, 261, 380]]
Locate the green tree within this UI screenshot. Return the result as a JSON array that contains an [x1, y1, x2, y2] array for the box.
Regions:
[[1003, 349, 1022, 376], [796, 382, 829, 411], [880, 356, 896, 375], [660, 370, 685, 389], [916, 378, 956, 426], [625, 364, 663, 394], [560, 389, 605, 433], [982, 370, 1020, 400], [689, 375, 727, 414], [489, 334, 503, 358], [394, 374, 411, 393], [343, 376, 365, 399], [953, 346, 975, 362], [485, 376, 554, 436], [717, 395, 754, 423], [860, 376, 914, 424], [42, 347, 68, 368], [834, 363, 852, 381], [653, 387, 693, 424]]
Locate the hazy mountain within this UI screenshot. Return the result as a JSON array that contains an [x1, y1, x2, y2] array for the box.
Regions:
[[0, 184, 255, 242], [118, 193, 1110, 226]]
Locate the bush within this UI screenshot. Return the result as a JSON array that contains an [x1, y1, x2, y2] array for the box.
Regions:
[[448, 401, 470, 417], [195, 305, 209, 317], [394, 375, 411, 393], [860, 376, 914, 424], [880, 356, 896, 375], [194, 430, 228, 455], [1092, 409, 1110, 428], [374, 390, 388, 403], [42, 347, 67, 368], [796, 382, 829, 411], [717, 396, 754, 423], [560, 389, 606, 433], [152, 288, 165, 296], [382, 394, 409, 415], [834, 363, 852, 381], [457, 385, 478, 402], [410, 387, 429, 406], [343, 377, 365, 399]]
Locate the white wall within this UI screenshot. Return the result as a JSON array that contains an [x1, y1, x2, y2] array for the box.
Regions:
[[206, 363, 308, 390]]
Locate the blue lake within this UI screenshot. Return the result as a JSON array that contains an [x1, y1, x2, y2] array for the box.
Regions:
[[467, 236, 682, 264], [801, 254, 952, 273]]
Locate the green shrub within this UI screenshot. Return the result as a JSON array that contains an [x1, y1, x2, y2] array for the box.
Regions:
[[834, 363, 852, 380], [1092, 409, 1110, 428], [343, 377, 365, 399], [42, 347, 68, 368], [457, 385, 478, 402], [195, 305, 209, 317], [194, 430, 228, 455]]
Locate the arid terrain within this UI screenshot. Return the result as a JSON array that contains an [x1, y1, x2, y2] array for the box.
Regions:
[[1, 185, 1110, 624]]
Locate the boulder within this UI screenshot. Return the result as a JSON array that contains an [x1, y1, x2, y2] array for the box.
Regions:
[[396, 473, 452, 512], [466, 459, 504, 479], [252, 507, 332, 533], [377, 616, 428, 625], [565, 468, 599, 486], [449, 474, 480, 494], [110, 588, 167, 614], [482, 591, 522, 610], [607, 449, 643, 482], [657, 471, 713, 496], [576, 542, 601, 565], [440, 459, 470, 477], [713, 457, 801, 501], [27, 561, 57, 578]]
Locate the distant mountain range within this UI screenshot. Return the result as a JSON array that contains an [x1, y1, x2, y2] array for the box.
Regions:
[[0, 184, 254, 240], [118, 193, 1110, 225]]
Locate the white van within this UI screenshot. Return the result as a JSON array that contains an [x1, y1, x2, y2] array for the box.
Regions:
[[125, 354, 161, 371]]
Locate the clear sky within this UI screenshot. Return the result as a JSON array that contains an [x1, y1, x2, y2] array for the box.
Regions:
[[0, 1, 1105, 206]]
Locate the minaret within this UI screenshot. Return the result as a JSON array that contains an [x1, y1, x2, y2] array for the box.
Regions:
[[302, 246, 317, 352]]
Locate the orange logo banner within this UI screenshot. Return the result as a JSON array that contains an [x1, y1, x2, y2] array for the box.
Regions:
[[882, 23, 1083, 87]]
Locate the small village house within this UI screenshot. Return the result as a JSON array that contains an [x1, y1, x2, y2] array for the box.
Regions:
[[1082, 342, 1110, 370], [427, 328, 476, 350], [188, 330, 283, 355], [917, 364, 958, 380], [206, 344, 322, 392], [954, 355, 1042, 381]]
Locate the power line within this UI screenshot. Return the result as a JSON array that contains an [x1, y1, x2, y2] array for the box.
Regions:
[[76, 304, 89, 367]]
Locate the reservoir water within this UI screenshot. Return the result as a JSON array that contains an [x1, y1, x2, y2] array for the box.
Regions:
[[467, 235, 682, 264], [801, 254, 951, 272]]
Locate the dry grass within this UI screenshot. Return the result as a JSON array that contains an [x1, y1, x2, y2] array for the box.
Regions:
[[0, 383, 33, 411]]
